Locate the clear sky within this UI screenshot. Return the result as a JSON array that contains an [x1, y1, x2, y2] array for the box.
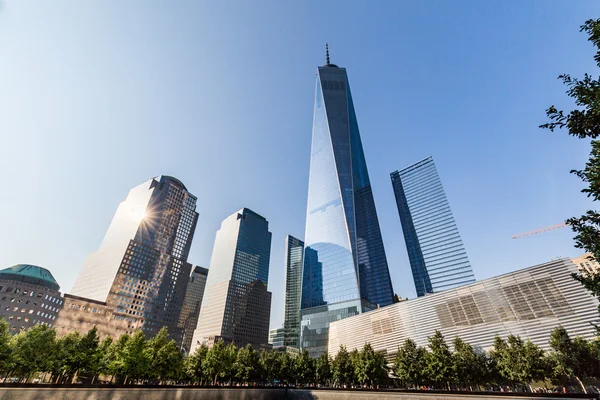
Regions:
[[0, 1, 598, 330]]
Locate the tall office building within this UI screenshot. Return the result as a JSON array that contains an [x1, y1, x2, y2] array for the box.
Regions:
[[283, 235, 304, 348], [300, 48, 394, 356], [190, 208, 272, 352], [391, 156, 475, 297], [178, 265, 209, 353], [66, 176, 198, 341]]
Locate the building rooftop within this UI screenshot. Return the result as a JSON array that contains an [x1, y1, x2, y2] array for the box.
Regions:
[[0, 264, 60, 291]]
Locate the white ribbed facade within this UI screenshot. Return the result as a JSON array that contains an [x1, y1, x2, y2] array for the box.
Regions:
[[329, 258, 599, 359]]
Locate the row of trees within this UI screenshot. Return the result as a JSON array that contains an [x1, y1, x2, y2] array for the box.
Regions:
[[1, 316, 599, 392], [393, 329, 600, 393], [0, 320, 183, 384]]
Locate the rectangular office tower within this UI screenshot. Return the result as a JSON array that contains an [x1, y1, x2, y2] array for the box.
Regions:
[[391, 156, 475, 297], [190, 208, 272, 352], [178, 265, 209, 354], [283, 235, 304, 348], [301, 50, 394, 356], [329, 258, 599, 358], [66, 176, 198, 342]]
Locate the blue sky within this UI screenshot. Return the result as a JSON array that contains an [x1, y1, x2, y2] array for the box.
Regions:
[[0, 1, 598, 329]]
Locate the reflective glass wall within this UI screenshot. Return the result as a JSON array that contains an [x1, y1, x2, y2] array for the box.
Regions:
[[283, 235, 304, 348], [391, 157, 475, 297], [191, 208, 272, 352], [71, 176, 199, 343], [301, 63, 394, 356]]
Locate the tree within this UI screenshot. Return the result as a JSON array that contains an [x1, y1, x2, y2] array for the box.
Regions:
[[259, 349, 280, 385], [93, 336, 113, 384], [548, 327, 595, 393], [490, 335, 547, 391], [315, 353, 331, 387], [185, 343, 208, 385], [453, 337, 487, 390], [51, 332, 81, 383], [0, 319, 13, 375], [295, 349, 315, 386], [234, 344, 259, 385], [147, 327, 183, 383], [354, 343, 388, 388], [424, 330, 454, 389], [77, 327, 102, 383], [10, 324, 57, 382], [204, 339, 236, 385], [277, 351, 295, 386], [540, 18, 600, 312], [332, 345, 354, 387], [106, 333, 129, 383], [121, 330, 150, 384], [393, 338, 427, 388]]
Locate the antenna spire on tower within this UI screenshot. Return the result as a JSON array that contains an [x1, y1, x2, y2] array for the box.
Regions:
[[326, 43, 330, 65]]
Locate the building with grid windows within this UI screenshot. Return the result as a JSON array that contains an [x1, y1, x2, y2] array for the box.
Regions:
[[391, 156, 475, 297], [57, 176, 198, 344], [329, 258, 599, 360], [190, 208, 272, 352], [269, 326, 285, 348], [0, 264, 63, 333], [283, 235, 303, 348], [572, 253, 600, 275], [178, 265, 209, 354], [300, 49, 394, 357]]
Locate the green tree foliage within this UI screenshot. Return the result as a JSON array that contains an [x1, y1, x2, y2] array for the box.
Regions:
[[234, 344, 259, 384], [453, 337, 487, 390], [425, 330, 454, 389], [121, 330, 150, 384], [315, 352, 331, 386], [51, 332, 81, 383], [185, 343, 208, 384], [10, 324, 56, 382], [393, 338, 427, 388], [490, 335, 547, 390], [540, 19, 600, 310], [332, 345, 354, 387], [0, 319, 13, 375], [76, 327, 102, 383], [259, 349, 280, 385], [277, 351, 295, 386], [354, 343, 388, 388], [295, 349, 315, 386], [548, 327, 594, 393], [202, 339, 236, 385], [147, 327, 183, 382]]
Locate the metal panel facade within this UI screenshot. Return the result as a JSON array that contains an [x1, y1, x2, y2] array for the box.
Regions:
[[329, 258, 598, 360]]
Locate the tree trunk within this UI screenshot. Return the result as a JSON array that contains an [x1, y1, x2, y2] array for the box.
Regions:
[[575, 375, 587, 394]]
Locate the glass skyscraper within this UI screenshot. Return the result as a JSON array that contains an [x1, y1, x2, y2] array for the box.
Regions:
[[301, 51, 394, 356], [391, 156, 475, 297], [190, 208, 272, 352], [178, 265, 209, 354], [283, 235, 304, 348], [70, 175, 198, 341]]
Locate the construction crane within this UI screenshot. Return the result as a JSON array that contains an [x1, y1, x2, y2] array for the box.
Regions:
[[512, 222, 568, 239]]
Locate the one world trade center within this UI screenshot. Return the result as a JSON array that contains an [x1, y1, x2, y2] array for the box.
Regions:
[[300, 47, 394, 356]]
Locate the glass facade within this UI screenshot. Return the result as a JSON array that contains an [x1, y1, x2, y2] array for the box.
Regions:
[[178, 265, 209, 354], [269, 326, 286, 348], [301, 62, 394, 356], [191, 208, 272, 352], [391, 157, 475, 297], [70, 176, 198, 343], [283, 235, 304, 348], [329, 258, 599, 359]]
